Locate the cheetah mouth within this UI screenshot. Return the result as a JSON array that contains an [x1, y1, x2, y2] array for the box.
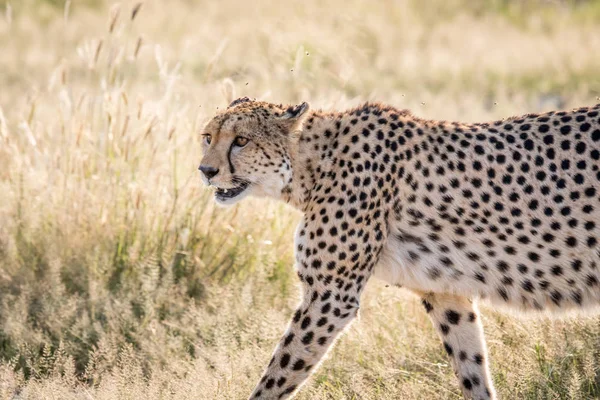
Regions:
[[214, 181, 250, 202]]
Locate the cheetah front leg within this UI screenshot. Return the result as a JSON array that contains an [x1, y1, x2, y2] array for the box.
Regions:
[[248, 209, 386, 399], [420, 292, 496, 400], [248, 285, 359, 399]]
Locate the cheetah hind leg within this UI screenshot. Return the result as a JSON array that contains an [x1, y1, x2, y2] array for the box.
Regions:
[[418, 292, 496, 400]]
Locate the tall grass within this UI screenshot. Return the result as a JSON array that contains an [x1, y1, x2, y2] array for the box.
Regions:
[[0, 0, 600, 398]]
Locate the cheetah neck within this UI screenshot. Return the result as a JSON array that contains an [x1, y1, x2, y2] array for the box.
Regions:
[[284, 111, 339, 211], [282, 107, 432, 211]]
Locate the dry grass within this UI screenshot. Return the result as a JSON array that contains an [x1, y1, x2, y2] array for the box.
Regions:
[[1, 0, 600, 398]]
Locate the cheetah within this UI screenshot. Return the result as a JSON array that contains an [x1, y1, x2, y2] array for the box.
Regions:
[[198, 96, 600, 399]]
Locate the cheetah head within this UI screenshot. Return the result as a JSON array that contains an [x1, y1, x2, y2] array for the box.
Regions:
[[198, 97, 310, 205]]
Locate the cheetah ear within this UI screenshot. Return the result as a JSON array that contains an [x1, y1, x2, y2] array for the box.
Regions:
[[279, 102, 310, 132], [228, 96, 253, 108]]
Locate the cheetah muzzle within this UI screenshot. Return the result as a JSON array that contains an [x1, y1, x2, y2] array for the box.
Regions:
[[199, 97, 600, 400]]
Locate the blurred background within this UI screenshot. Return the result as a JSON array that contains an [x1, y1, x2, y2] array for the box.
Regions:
[[0, 0, 599, 398]]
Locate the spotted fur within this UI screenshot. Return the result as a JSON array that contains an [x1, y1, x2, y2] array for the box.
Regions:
[[198, 99, 600, 399]]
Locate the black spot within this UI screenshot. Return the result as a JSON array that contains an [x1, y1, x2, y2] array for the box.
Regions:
[[551, 290, 563, 306], [551, 266, 563, 276], [565, 237, 577, 247], [280, 385, 296, 397], [440, 324, 450, 335], [301, 332, 314, 345], [301, 316, 311, 330], [463, 378, 473, 390], [284, 333, 294, 346], [522, 280, 534, 293], [497, 287, 509, 301], [280, 353, 291, 368], [422, 299, 433, 313], [292, 359, 305, 371], [443, 342, 453, 356], [560, 125, 571, 135], [446, 310, 461, 325]]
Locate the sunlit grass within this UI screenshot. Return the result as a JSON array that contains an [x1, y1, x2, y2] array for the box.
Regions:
[[0, 0, 600, 398]]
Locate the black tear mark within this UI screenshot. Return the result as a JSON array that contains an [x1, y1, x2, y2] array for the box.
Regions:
[[227, 143, 235, 174]]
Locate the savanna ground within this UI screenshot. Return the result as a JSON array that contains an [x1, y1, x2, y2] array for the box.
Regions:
[[1, 0, 600, 398]]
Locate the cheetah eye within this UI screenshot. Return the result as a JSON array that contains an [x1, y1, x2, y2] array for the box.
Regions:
[[233, 136, 249, 147], [202, 134, 212, 145]]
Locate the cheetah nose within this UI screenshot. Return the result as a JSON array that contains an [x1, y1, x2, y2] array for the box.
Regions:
[[199, 165, 219, 180]]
